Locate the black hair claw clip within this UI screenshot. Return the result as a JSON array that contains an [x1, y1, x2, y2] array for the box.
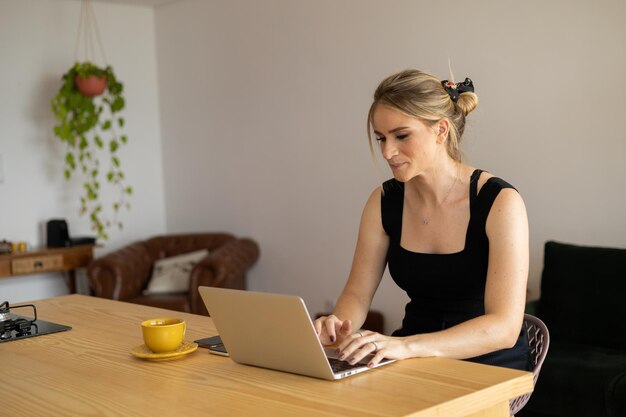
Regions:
[[441, 77, 474, 102]]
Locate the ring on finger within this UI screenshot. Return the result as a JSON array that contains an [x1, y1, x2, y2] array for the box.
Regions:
[[370, 341, 378, 351]]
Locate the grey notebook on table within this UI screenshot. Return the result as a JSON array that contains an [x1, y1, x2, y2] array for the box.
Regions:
[[198, 286, 394, 380]]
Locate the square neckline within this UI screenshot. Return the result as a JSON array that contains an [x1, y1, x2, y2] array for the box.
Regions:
[[397, 169, 487, 256]]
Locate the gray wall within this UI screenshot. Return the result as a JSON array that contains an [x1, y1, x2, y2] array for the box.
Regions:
[[155, 0, 626, 332]]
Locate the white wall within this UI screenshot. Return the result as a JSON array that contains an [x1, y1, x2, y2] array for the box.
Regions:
[[0, 0, 166, 302], [155, 0, 626, 333]]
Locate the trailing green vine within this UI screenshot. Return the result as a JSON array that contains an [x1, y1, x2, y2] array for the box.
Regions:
[[51, 62, 132, 240]]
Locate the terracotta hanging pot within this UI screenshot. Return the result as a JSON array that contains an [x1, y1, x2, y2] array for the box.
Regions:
[[75, 75, 108, 97]]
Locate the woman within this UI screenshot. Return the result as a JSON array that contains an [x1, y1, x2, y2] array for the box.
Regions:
[[313, 69, 531, 371]]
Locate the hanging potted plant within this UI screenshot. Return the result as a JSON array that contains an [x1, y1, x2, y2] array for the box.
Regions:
[[74, 61, 108, 96], [51, 61, 132, 240]]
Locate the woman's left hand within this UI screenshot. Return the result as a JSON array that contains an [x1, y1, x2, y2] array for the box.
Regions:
[[336, 330, 412, 367]]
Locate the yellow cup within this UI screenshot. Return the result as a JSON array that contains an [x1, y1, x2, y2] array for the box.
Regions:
[[141, 318, 186, 353]]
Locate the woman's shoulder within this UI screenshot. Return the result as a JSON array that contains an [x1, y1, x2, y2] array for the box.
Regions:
[[472, 169, 526, 222], [471, 168, 525, 220], [473, 168, 517, 195]]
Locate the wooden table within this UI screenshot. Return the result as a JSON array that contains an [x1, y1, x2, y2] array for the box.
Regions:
[[0, 295, 533, 417], [0, 245, 95, 293]]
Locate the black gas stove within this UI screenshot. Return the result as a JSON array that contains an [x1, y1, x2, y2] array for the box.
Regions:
[[0, 301, 71, 343]]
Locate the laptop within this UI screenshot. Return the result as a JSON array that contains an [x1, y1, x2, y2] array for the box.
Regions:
[[198, 287, 394, 380]]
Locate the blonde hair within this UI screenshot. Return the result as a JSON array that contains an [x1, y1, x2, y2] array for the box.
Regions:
[[367, 69, 478, 162]]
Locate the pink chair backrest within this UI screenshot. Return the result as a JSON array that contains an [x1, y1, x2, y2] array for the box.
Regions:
[[509, 314, 551, 416]]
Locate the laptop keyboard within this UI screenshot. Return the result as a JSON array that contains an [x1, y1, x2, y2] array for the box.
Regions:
[[328, 357, 364, 373]]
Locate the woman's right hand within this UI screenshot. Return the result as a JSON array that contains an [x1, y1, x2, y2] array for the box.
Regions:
[[313, 315, 353, 345]]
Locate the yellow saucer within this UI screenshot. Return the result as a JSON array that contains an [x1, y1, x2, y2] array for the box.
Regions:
[[131, 340, 198, 361]]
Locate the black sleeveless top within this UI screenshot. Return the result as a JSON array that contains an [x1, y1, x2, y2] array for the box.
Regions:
[[381, 169, 531, 371]]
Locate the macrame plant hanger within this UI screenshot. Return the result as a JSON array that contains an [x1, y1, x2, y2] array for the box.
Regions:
[[52, 0, 131, 241], [74, 0, 108, 67]]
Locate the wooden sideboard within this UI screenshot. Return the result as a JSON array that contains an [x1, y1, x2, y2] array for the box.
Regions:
[[0, 244, 95, 293]]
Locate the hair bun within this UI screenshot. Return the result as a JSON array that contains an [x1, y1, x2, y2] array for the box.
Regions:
[[456, 92, 478, 116]]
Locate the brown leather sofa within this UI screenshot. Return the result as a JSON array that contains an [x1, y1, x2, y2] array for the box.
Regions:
[[87, 233, 260, 315]]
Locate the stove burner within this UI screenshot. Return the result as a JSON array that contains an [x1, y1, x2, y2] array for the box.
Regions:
[[0, 301, 37, 340], [0, 301, 70, 343]]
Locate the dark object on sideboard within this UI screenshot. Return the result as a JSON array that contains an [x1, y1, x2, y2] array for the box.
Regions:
[[518, 241, 626, 417], [46, 219, 96, 247], [87, 233, 260, 315]]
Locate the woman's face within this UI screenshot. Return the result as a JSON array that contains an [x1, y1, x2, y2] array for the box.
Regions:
[[372, 104, 443, 182]]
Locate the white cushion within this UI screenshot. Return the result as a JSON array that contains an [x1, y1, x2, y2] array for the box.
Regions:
[[143, 249, 209, 294]]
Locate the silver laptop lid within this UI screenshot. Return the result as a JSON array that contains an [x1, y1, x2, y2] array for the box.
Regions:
[[198, 287, 336, 380]]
